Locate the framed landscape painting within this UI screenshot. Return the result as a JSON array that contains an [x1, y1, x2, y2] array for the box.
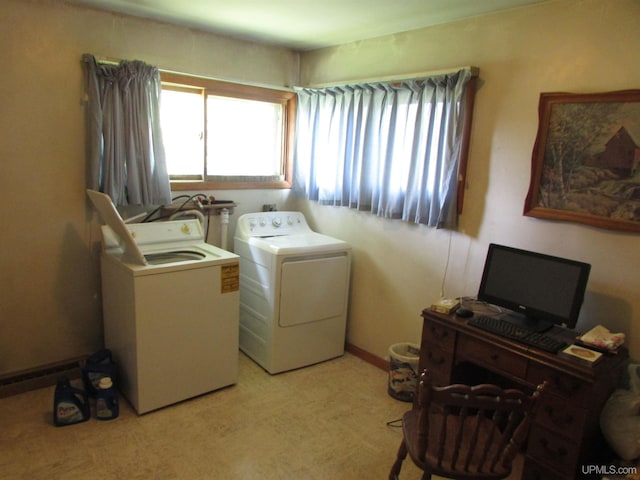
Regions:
[[524, 90, 640, 233]]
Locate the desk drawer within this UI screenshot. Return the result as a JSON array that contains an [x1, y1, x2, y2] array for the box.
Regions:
[[527, 363, 589, 407], [457, 335, 528, 378], [537, 393, 587, 439], [421, 343, 453, 386], [422, 322, 456, 352], [527, 424, 580, 475]]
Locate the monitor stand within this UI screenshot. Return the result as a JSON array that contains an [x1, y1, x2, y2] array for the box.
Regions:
[[501, 311, 553, 333]]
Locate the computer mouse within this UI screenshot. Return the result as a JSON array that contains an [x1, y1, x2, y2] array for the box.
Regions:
[[455, 307, 473, 318]]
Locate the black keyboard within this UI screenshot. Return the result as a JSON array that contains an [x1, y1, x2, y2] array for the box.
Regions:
[[468, 315, 567, 353]]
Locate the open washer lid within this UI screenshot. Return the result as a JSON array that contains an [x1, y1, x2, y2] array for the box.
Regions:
[[88, 189, 209, 266], [87, 189, 147, 265]]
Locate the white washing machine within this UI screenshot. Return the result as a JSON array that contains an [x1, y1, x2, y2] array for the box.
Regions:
[[234, 211, 351, 374], [88, 190, 240, 414]]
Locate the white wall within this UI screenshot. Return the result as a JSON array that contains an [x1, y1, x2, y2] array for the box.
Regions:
[[0, 0, 298, 375], [296, 0, 640, 361]]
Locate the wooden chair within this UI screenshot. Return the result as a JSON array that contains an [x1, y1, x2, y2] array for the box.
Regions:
[[389, 369, 547, 480]]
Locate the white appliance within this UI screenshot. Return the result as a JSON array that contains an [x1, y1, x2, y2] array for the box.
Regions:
[[88, 190, 240, 414], [234, 211, 351, 374]]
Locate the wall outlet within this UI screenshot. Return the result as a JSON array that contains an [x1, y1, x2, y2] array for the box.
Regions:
[[262, 204, 277, 212]]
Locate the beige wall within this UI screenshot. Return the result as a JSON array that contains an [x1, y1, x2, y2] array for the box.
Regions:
[[295, 0, 640, 361], [0, 0, 298, 375], [2, 0, 639, 377]]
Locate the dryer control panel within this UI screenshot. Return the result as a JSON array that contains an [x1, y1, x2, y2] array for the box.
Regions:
[[236, 211, 312, 238]]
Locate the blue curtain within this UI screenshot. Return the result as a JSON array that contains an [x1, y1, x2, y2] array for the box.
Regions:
[[82, 54, 171, 206], [293, 69, 472, 229]]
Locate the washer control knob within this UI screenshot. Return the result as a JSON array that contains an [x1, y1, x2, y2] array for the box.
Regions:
[[287, 216, 294, 225], [248, 218, 257, 230], [259, 218, 267, 227], [181, 224, 191, 235], [272, 217, 282, 228]]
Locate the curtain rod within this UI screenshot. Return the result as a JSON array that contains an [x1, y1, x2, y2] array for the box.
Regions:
[[91, 56, 477, 91], [90, 55, 295, 92], [301, 65, 479, 89]]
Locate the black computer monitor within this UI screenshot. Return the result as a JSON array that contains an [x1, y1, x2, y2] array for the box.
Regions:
[[477, 244, 591, 332]]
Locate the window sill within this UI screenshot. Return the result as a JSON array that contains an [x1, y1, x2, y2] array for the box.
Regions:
[[171, 180, 292, 191]]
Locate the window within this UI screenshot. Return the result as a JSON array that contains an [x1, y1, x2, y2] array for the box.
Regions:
[[293, 69, 477, 229], [160, 72, 296, 190]]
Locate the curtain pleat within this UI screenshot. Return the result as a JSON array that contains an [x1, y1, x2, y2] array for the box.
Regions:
[[82, 54, 171, 206], [293, 69, 472, 228]]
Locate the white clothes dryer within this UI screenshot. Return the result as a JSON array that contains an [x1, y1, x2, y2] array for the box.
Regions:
[[234, 211, 351, 374], [88, 190, 240, 414]]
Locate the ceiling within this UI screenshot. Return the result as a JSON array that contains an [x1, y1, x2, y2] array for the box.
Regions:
[[69, 0, 547, 51]]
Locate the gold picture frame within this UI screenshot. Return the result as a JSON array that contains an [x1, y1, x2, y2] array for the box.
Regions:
[[524, 90, 640, 233]]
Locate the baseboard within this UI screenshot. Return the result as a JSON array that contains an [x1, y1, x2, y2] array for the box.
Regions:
[[345, 343, 389, 371], [0, 356, 85, 398], [0, 346, 387, 398]]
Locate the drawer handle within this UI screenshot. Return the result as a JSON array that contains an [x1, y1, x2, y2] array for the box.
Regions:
[[539, 438, 568, 459], [544, 405, 574, 426], [427, 352, 446, 366], [552, 375, 582, 395]]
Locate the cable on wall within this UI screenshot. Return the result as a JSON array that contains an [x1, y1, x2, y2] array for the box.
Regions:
[[439, 230, 453, 299]]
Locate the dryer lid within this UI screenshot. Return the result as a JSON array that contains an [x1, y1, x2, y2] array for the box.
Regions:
[[248, 232, 350, 255]]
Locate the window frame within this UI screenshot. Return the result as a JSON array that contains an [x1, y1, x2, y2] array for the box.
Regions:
[[160, 71, 296, 191]]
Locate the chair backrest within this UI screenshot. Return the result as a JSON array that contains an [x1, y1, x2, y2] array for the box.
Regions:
[[415, 370, 546, 479]]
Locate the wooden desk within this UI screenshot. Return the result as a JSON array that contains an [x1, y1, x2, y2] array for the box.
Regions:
[[419, 308, 629, 480]]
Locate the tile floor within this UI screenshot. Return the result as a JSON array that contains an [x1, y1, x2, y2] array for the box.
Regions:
[[0, 352, 522, 479], [0, 352, 425, 479]]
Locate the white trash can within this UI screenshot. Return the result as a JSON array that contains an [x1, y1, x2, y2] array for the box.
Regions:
[[388, 343, 420, 402]]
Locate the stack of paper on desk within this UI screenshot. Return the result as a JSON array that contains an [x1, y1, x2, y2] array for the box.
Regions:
[[578, 325, 625, 352]]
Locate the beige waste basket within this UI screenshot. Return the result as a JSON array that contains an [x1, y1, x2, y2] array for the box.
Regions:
[[387, 343, 420, 402]]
